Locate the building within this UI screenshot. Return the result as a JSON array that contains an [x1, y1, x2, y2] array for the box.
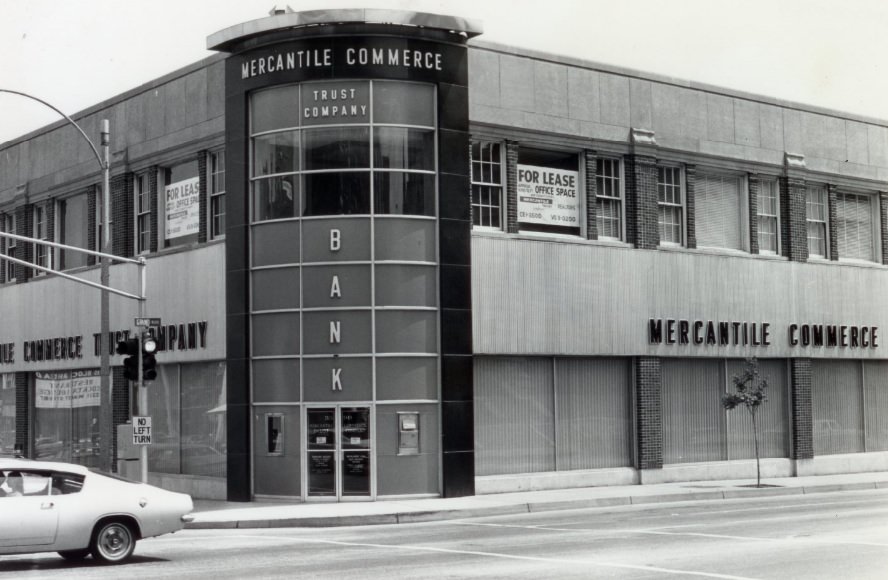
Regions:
[[2, 9, 888, 502]]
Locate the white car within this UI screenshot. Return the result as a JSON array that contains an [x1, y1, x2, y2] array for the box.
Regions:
[[0, 458, 193, 564]]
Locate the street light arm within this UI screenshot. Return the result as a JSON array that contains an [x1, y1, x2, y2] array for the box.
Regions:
[[0, 88, 105, 171]]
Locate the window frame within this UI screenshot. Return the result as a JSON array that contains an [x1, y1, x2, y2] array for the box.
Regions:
[[32, 202, 50, 275], [135, 172, 151, 255], [806, 184, 830, 260], [209, 149, 226, 240], [55, 192, 90, 271], [694, 169, 749, 253], [756, 178, 781, 255], [2, 213, 15, 282], [595, 156, 624, 242], [471, 140, 505, 231], [657, 164, 685, 247], [835, 189, 881, 264]]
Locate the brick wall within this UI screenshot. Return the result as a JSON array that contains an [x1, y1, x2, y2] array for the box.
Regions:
[[684, 164, 697, 249], [198, 151, 208, 243], [827, 184, 839, 261], [87, 185, 98, 267], [625, 154, 659, 249], [14, 371, 28, 456], [505, 141, 519, 234], [748, 174, 760, 254], [779, 177, 808, 262], [584, 150, 598, 240], [790, 358, 813, 460], [635, 356, 663, 470], [15, 204, 32, 283], [881, 193, 888, 265], [111, 367, 129, 472], [111, 173, 133, 258]]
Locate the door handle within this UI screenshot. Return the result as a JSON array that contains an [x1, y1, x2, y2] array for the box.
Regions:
[[41, 502, 54, 509]]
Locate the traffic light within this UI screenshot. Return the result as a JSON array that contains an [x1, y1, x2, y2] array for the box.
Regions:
[[116, 338, 140, 381], [142, 334, 158, 381]]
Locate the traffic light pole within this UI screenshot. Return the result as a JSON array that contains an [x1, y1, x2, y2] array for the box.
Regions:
[[138, 258, 148, 483]]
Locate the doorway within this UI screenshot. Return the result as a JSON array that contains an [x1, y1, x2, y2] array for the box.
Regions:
[[305, 406, 373, 501]]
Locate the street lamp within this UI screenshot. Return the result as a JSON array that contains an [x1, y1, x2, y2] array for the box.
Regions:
[[0, 89, 114, 472]]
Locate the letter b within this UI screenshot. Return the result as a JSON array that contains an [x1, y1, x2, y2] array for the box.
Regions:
[[330, 228, 341, 252]]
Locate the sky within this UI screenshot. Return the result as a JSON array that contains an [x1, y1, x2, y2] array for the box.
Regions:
[[2, 0, 887, 145]]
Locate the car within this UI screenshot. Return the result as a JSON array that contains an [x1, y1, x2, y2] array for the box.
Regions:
[[0, 458, 193, 564]]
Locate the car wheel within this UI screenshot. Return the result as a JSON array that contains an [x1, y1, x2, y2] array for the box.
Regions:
[[58, 549, 91, 560], [89, 521, 136, 564]]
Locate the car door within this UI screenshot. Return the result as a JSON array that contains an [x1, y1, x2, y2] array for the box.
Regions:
[[0, 470, 59, 548]]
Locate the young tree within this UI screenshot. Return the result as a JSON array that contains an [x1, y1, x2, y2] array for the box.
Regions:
[[722, 358, 769, 487]]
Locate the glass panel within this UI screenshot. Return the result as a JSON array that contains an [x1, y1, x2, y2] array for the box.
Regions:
[[812, 360, 865, 455], [372, 82, 434, 126], [341, 451, 370, 496], [303, 127, 369, 170], [266, 415, 284, 455], [307, 408, 336, 497], [147, 365, 180, 474], [251, 86, 301, 134], [0, 374, 14, 455], [725, 359, 789, 459], [340, 407, 369, 449], [253, 131, 299, 176], [301, 81, 370, 126], [374, 172, 435, 216], [59, 195, 89, 270], [180, 362, 227, 478], [253, 175, 299, 221], [303, 172, 370, 216], [373, 128, 435, 170], [662, 359, 725, 464]]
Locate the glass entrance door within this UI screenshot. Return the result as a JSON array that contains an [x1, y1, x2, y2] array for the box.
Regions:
[[306, 406, 372, 500]]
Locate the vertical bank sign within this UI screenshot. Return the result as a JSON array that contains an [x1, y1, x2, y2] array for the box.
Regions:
[[165, 176, 201, 240], [517, 164, 579, 226]]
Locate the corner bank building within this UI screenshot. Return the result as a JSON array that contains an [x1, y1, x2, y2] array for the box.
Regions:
[[2, 9, 888, 502]]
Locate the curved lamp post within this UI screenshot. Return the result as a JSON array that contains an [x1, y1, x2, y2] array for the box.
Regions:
[[0, 89, 114, 472]]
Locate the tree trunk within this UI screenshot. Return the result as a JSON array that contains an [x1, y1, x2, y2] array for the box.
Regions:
[[751, 410, 761, 487]]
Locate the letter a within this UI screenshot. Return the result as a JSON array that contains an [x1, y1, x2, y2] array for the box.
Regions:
[[330, 228, 341, 251], [332, 368, 342, 391], [330, 275, 341, 298], [330, 320, 341, 344]]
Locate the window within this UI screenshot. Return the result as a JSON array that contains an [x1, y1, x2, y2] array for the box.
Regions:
[[162, 161, 200, 248], [33, 203, 50, 274], [58, 193, 89, 270], [596, 157, 623, 240], [836, 192, 879, 262], [757, 179, 780, 254], [2, 214, 15, 282], [471, 141, 503, 229], [658, 166, 684, 245], [696, 171, 746, 251], [517, 148, 580, 236], [209, 151, 226, 239], [806, 185, 828, 259], [250, 81, 436, 222], [0, 374, 14, 455], [135, 173, 151, 254]]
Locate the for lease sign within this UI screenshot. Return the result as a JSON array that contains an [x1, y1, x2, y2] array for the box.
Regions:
[[517, 164, 579, 227], [165, 176, 200, 240]]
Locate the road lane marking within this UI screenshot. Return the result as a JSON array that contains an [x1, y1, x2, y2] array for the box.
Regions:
[[636, 530, 888, 548], [229, 534, 763, 580]]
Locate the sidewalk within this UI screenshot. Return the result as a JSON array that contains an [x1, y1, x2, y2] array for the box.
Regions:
[[186, 471, 888, 530]]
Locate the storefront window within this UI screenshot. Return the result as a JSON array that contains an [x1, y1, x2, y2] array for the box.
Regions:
[[147, 362, 226, 478], [249, 80, 436, 222], [32, 370, 102, 467], [0, 374, 15, 455]]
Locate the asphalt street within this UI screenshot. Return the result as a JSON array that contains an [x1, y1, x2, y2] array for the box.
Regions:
[[2, 488, 887, 579]]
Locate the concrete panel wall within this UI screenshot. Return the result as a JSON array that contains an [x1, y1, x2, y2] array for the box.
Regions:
[[468, 45, 888, 182], [472, 234, 888, 359]]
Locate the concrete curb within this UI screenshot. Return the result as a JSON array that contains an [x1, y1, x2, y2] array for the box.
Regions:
[[185, 479, 888, 530]]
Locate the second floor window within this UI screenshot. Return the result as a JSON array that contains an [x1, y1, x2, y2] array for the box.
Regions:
[[596, 158, 623, 241], [757, 179, 780, 254], [658, 166, 684, 246], [471, 141, 503, 230], [136, 173, 151, 254], [836, 191, 879, 262], [33, 204, 49, 274], [806, 185, 829, 259], [2, 214, 15, 282], [210, 151, 226, 239], [696, 171, 746, 251], [58, 193, 89, 270]]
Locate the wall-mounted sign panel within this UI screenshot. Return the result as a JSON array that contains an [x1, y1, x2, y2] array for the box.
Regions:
[[517, 164, 579, 227], [165, 176, 201, 240]]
